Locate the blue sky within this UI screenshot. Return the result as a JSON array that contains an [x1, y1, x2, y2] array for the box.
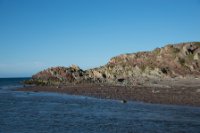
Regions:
[[0, 0, 200, 77]]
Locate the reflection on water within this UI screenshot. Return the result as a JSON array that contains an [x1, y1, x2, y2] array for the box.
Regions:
[[0, 78, 200, 133]]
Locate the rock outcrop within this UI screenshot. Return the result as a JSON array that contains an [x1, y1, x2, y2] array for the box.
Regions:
[[26, 42, 200, 86]]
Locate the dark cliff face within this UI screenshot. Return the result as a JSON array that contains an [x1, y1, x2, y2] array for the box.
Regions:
[[28, 42, 200, 86]]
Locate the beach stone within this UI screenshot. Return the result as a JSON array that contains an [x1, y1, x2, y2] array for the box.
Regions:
[[118, 78, 125, 82], [196, 89, 200, 93], [152, 89, 160, 94], [121, 100, 127, 104]]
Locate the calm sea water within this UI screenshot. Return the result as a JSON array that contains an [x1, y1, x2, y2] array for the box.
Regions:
[[0, 78, 200, 133]]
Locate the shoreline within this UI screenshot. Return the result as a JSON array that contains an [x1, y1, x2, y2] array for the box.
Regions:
[[18, 84, 200, 107]]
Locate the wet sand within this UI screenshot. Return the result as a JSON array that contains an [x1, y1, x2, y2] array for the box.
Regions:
[[19, 83, 200, 106]]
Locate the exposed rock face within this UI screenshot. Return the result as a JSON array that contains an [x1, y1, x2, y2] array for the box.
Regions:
[[27, 42, 200, 86], [29, 65, 86, 85]]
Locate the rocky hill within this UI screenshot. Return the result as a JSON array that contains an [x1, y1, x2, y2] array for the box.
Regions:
[[26, 42, 200, 86]]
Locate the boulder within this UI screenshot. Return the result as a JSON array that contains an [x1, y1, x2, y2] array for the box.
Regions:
[[182, 43, 198, 55], [194, 52, 200, 60]]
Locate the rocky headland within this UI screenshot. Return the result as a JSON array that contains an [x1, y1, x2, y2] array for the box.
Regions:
[[21, 42, 200, 106], [25, 42, 200, 86]]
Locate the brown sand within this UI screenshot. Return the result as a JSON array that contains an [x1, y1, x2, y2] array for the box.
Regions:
[[19, 83, 200, 106]]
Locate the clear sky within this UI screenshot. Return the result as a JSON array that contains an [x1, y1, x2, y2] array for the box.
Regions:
[[0, 0, 200, 78]]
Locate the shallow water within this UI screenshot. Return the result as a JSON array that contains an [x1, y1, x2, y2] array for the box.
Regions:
[[0, 78, 200, 133]]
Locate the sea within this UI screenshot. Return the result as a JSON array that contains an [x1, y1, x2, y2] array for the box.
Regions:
[[0, 78, 200, 133]]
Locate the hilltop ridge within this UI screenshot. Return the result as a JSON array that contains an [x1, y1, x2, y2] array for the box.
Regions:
[[26, 42, 200, 86]]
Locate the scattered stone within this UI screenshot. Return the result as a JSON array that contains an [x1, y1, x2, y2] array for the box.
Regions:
[[196, 89, 200, 93], [118, 78, 125, 82], [152, 90, 160, 94], [121, 100, 127, 104]]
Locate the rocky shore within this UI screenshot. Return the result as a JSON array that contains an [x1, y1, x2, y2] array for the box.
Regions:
[[21, 42, 200, 106], [20, 78, 200, 106]]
